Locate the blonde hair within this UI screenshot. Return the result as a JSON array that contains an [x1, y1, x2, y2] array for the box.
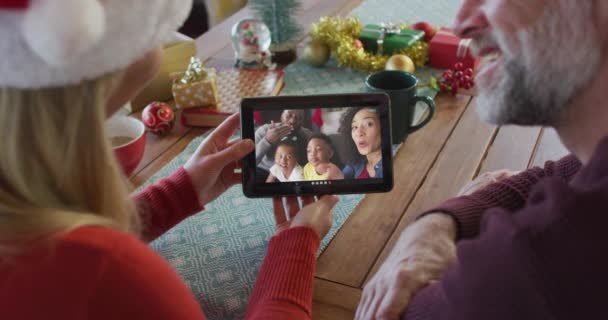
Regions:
[[0, 72, 140, 256]]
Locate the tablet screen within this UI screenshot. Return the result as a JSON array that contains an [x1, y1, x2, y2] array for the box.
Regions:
[[241, 93, 393, 197], [254, 107, 385, 183]]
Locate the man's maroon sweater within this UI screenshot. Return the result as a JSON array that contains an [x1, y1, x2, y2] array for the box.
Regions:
[[404, 139, 608, 319]]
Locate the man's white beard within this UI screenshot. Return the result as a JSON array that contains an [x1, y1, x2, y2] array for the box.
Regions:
[[475, 1, 601, 127]]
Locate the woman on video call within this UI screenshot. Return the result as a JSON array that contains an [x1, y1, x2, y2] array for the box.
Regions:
[[339, 107, 383, 179]]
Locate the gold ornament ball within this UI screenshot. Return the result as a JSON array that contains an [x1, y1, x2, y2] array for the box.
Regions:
[[385, 54, 416, 73], [302, 41, 330, 67]]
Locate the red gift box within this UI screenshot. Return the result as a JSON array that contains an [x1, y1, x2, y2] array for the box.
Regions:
[[429, 28, 479, 70]]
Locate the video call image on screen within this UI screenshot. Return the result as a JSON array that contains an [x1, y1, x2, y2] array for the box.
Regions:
[[254, 107, 383, 184]]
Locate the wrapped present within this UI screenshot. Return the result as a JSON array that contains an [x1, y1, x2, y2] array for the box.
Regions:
[[171, 57, 219, 109], [429, 28, 479, 70], [359, 23, 425, 55], [131, 41, 196, 112]]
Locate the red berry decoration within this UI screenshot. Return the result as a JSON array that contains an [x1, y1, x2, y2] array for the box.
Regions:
[[142, 101, 175, 135], [451, 85, 459, 95], [437, 62, 476, 95]]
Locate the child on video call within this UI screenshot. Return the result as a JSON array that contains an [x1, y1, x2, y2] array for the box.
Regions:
[[266, 140, 303, 182], [303, 133, 344, 181]]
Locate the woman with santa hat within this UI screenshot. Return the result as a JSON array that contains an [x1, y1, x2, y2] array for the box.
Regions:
[[0, 1, 338, 319]]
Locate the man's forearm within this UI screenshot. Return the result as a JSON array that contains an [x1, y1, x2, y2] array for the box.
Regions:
[[414, 213, 457, 242], [418, 154, 582, 240]]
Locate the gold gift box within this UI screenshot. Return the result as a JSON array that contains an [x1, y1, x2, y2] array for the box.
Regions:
[[170, 68, 219, 109], [130, 41, 196, 112]]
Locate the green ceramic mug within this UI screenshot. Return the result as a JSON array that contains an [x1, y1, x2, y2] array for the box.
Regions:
[[365, 70, 435, 143]]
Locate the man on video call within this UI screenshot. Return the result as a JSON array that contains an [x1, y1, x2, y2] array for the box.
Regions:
[[254, 109, 312, 181], [355, 0, 608, 319]]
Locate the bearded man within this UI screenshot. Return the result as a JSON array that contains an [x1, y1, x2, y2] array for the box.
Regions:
[[356, 1, 608, 319]]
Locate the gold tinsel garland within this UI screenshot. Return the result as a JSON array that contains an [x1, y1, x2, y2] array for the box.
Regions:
[[309, 16, 429, 73]]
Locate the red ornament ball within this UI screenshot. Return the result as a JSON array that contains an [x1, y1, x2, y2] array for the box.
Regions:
[[410, 21, 437, 42], [142, 101, 175, 135]]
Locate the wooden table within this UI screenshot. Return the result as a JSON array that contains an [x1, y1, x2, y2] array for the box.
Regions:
[[130, 1, 569, 318]]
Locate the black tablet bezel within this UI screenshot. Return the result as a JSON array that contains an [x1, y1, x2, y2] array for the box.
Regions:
[[241, 93, 393, 198]]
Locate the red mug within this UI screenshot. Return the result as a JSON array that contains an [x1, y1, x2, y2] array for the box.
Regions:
[[105, 116, 146, 176]]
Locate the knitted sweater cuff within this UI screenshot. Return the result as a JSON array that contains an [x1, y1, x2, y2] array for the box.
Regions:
[[247, 227, 320, 317], [133, 167, 204, 240], [402, 284, 444, 320], [145, 166, 203, 214]]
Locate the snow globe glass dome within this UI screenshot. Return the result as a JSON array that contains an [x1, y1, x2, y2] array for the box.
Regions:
[[231, 18, 273, 69]]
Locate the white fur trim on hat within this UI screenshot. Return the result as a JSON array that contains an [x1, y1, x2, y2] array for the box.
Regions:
[[23, 0, 106, 67], [0, 0, 193, 89]]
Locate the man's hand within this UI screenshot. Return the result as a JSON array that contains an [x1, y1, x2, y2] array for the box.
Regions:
[[272, 195, 339, 237], [458, 169, 518, 196], [264, 120, 292, 144], [183, 113, 254, 206], [355, 214, 457, 320]]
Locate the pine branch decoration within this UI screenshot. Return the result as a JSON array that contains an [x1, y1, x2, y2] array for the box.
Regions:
[[249, 0, 303, 46]]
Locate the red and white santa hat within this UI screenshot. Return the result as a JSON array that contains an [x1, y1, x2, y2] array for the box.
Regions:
[[0, 0, 192, 89]]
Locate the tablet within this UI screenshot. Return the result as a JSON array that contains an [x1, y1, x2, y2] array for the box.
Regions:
[[241, 93, 393, 198]]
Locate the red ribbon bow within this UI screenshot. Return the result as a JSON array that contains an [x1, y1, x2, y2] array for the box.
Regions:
[[0, 0, 29, 9]]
